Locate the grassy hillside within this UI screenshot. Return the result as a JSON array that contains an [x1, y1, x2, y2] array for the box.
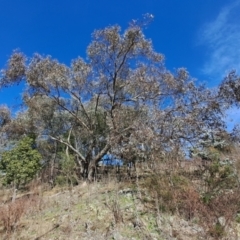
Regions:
[[1, 159, 240, 240]]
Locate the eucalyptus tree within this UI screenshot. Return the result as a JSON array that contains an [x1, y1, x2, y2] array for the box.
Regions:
[[0, 16, 227, 180]]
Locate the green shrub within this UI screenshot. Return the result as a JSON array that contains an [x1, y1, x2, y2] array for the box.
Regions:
[[209, 222, 225, 238], [0, 136, 42, 188], [55, 154, 78, 186]]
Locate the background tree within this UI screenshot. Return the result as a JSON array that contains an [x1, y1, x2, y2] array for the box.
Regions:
[[0, 105, 12, 151], [219, 70, 240, 107]]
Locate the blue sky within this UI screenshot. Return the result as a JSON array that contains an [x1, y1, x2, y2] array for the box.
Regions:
[[0, 0, 240, 128]]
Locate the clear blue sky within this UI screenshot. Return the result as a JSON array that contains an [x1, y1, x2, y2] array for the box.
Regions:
[[0, 0, 240, 127]]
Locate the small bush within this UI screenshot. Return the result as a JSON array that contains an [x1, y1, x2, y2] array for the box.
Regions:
[[55, 154, 78, 186], [209, 222, 225, 238], [0, 192, 41, 235], [143, 172, 201, 218], [0, 199, 27, 234], [55, 174, 78, 186]]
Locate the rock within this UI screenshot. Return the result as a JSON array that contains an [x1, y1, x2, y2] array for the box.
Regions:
[[80, 181, 88, 188], [132, 219, 142, 228], [218, 216, 226, 226], [61, 214, 70, 222], [118, 188, 134, 195], [112, 231, 124, 239], [129, 207, 134, 213], [168, 216, 175, 226]]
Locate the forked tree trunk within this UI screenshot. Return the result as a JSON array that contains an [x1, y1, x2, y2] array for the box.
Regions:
[[77, 157, 96, 181]]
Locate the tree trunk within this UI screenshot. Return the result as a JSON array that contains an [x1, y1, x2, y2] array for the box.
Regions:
[[11, 184, 17, 203], [88, 165, 95, 181]]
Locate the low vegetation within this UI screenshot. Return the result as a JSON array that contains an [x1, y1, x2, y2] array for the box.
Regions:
[[1, 151, 240, 239]]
